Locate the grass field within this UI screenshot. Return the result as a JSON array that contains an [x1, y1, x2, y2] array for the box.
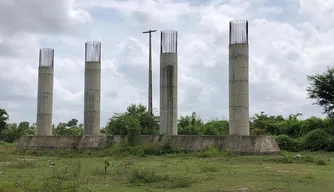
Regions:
[[0, 142, 333, 192]]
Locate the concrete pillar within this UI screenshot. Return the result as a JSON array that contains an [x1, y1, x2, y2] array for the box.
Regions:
[[160, 30, 178, 135], [229, 19, 250, 136], [36, 48, 54, 136], [84, 41, 101, 135]]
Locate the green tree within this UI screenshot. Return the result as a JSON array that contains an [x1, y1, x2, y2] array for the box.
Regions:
[[250, 112, 285, 135], [66, 118, 78, 127], [0, 121, 34, 143], [203, 119, 229, 136], [53, 121, 83, 136], [0, 108, 9, 132], [105, 104, 159, 136], [178, 112, 204, 135], [307, 68, 334, 117]]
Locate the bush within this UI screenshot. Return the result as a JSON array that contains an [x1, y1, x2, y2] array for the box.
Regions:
[[143, 140, 180, 156], [196, 147, 231, 158], [326, 137, 334, 151], [199, 165, 219, 173], [303, 129, 331, 151], [275, 135, 302, 152], [128, 168, 194, 188], [107, 143, 144, 156], [279, 151, 315, 164], [129, 168, 166, 185]]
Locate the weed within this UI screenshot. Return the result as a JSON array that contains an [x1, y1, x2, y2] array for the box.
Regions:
[[316, 159, 327, 165], [8, 159, 37, 169], [169, 175, 193, 188], [279, 151, 316, 164], [128, 167, 194, 188], [155, 175, 194, 189], [49, 160, 82, 180], [197, 147, 230, 158], [129, 168, 166, 185], [0, 141, 8, 145], [143, 140, 181, 156], [200, 165, 219, 173], [104, 158, 110, 174], [112, 160, 133, 176], [106, 143, 144, 156]]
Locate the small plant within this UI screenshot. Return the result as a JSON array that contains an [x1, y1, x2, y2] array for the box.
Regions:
[[9, 159, 37, 169], [104, 158, 110, 174], [200, 165, 219, 173], [0, 141, 8, 145], [158, 175, 194, 189], [279, 151, 316, 164], [197, 147, 221, 158], [143, 140, 181, 156], [128, 168, 194, 188], [169, 175, 193, 188], [112, 160, 134, 175], [129, 168, 166, 185], [316, 159, 327, 165], [50, 160, 82, 180]]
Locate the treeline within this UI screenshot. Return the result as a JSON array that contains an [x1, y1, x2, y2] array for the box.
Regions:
[[1, 105, 334, 152]]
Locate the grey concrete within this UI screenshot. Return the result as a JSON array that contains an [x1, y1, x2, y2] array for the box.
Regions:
[[160, 53, 178, 135], [17, 136, 107, 151], [229, 20, 249, 136], [36, 49, 54, 136], [160, 30, 178, 135], [17, 135, 280, 154], [84, 41, 101, 136]]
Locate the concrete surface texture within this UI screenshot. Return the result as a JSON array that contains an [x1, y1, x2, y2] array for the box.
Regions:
[[36, 48, 54, 136], [17, 135, 280, 154], [229, 19, 250, 136], [84, 41, 101, 136], [160, 30, 178, 135]]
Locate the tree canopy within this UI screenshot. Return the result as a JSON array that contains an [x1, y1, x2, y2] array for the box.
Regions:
[[0, 108, 9, 132], [307, 67, 334, 118]]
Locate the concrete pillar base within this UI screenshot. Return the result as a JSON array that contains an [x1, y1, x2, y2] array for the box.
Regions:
[[17, 135, 280, 154]]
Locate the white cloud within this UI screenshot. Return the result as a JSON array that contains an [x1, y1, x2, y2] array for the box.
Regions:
[[0, 0, 332, 127]]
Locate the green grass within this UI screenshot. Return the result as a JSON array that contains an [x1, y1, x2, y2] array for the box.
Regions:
[[0, 142, 334, 192]]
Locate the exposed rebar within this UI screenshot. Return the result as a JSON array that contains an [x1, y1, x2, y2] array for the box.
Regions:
[[160, 30, 178, 54], [39, 48, 54, 67], [229, 19, 248, 45], [85, 41, 101, 62]]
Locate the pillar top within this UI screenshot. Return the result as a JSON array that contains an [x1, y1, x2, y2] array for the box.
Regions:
[[160, 30, 178, 54], [85, 41, 101, 62], [39, 48, 54, 67], [229, 19, 248, 45]]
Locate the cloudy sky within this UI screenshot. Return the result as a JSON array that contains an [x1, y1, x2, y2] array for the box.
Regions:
[[0, 0, 333, 127]]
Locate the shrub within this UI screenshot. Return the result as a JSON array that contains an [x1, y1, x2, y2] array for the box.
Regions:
[[326, 137, 334, 151], [199, 165, 219, 173], [303, 129, 331, 151], [142, 140, 181, 156], [107, 143, 144, 156], [275, 135, 302, 152], [196, 147, 227, 158], [129, 168, 166, 185], [279, 151, 315, 164], [316, 159, 327, 165]]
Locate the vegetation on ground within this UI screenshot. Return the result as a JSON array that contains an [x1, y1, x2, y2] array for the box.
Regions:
[[0, 142, 333, 192]]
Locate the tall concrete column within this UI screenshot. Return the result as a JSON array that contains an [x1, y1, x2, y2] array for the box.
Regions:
[[36, 48, 54, 136], [160, 30, 178, 135], [229, 19, 250, 136], [84, 41, 101, 135]]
